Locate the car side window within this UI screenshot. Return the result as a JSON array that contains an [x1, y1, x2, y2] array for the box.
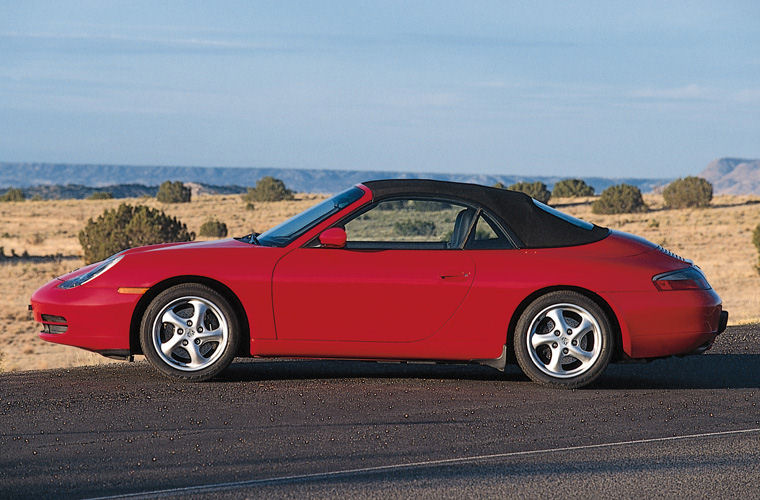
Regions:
[[464, 213, 514, 249], [342, 198, 474, 249]]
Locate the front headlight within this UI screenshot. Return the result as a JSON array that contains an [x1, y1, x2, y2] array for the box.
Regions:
[[58, 253, 125, 289]]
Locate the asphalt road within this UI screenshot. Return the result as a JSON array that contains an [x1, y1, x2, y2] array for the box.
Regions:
[[1, 325, 759, 499]]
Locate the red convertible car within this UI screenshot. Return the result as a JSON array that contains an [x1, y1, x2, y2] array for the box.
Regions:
[[30, 180, 727, 388]]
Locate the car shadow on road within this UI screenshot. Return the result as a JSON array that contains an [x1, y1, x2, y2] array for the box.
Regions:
[[220, 359, 509, 383], [596, 353, 760, 390], [220, 353, 760, 390]]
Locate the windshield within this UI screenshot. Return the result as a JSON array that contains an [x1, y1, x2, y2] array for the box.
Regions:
[[532, 199, 594, 230], [257, 187, 365, 247]]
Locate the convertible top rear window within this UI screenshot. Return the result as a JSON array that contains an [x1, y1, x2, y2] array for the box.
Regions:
[[364, 179, 609, 248], [532, 200, 594, 230]]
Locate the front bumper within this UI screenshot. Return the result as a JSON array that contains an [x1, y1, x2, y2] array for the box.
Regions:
[[30, 278, 138, 353]]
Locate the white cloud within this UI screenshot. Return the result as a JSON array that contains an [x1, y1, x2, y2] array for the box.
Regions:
[[629, 84, 706, 100], [734, 88, 760, 103], [0, 31, 285, 51]]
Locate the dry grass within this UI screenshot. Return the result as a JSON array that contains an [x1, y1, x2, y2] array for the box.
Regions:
[[1, 192, 758, 372], [0, 194, 327, 372], [556, 194, 760, 327]]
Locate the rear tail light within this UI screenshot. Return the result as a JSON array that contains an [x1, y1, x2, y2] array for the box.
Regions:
[[652, 267, 710, 291]]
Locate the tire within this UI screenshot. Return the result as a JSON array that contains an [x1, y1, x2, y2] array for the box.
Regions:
[[513, 291, 613, 389], [140, 283, 239, 381]]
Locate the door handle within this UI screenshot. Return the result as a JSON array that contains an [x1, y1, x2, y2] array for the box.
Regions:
[[440, 272, 470, 281]]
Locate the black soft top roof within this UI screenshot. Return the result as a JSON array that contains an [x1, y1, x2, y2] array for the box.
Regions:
[[362, 179, 608, 248]]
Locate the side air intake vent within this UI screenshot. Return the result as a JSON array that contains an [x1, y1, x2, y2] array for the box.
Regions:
[[40, 314, 68, 334], [656, 245, 690, 263]]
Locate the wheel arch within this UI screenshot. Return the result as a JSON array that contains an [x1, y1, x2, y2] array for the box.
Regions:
[[506, 285, 626, 362], [129, 275, 251, 357]]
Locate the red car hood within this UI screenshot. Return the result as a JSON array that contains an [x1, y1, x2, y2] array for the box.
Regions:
[[121, 238, 251, 256]]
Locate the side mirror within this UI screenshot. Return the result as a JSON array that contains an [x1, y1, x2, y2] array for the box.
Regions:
[[318, 227, 346, 248]]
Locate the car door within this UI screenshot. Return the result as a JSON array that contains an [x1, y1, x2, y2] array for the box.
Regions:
[[271, 198, 476, 343]]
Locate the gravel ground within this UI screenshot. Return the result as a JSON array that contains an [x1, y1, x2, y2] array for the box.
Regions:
[[709, 322, 760, 354]]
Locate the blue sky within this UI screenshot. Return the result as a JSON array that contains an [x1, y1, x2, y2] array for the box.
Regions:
[[1, 1, 758, 178]]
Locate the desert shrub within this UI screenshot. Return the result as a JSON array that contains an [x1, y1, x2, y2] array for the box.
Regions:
[[753, 224, 760, 272], [393, 220, 436, 237], [0, 187, 25, 202], [88, 191, 114, 200], [552, 178, 595, 198], [592, 184, 648, 214], [26, 233, 45, 245], [662, 176, 713, 209], [408, 200, 450, 212], [199, 219, 228, 238], [508, 181, 551, 204], [156, 181, 191, 203], [378, 200, 409, 211], [492, 182, 507, 189], [79, 204, 194, 264], [242, 176, 294, 202], [245, 202, 255, 211]]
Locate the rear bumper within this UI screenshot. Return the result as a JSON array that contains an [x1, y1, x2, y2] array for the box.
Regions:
[[718, 310, 729, 334], [604, 288, 725, 359]]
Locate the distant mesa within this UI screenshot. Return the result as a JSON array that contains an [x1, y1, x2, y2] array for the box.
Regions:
[[699, 158, 760, 195], [4, 158, 759, 197], [0, 162, 671, 198]]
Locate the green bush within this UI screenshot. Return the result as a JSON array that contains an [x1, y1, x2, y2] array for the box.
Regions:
[[0, 187, 25, 202], [87, 191, 114, 200], [662, 176, 713, 209], [592, 184, 648, 214], [245, 202, 255, 211], [408, 200, 450, 212], [242, 176, 294, 202], [492, 182, 507, 190], [79, 204, 194, 264], [393, 220, 436, 237], [156, 181, 191, 203], [507, 181, 551, 204], [199, 218, 228, 238], [378, 200, 409, 211], [552, 179, 595, 198]]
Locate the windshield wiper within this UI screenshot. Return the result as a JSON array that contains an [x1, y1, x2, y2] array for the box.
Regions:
[[236, 233, 261, 245]]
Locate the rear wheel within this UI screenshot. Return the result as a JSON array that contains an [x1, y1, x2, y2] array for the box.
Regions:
[[140, 283, 239, 381], [513, 291, 613, 389]]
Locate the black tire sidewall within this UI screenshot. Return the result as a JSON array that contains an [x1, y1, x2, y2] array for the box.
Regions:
[[140, 283, 239, 381], [513, 291, 613, 389]]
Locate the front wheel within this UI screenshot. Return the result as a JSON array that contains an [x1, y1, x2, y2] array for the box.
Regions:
[[513, 291, 613, 389], [140, 283, 239, 381]]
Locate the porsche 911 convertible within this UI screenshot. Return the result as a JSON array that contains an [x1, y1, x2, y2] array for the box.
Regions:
[[30, 179, 727, 388]]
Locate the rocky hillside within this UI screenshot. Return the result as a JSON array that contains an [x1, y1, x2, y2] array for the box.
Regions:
[[0, 162, 668, 194], [699, 158, 760, 195], [19, 183, 245, 200]]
